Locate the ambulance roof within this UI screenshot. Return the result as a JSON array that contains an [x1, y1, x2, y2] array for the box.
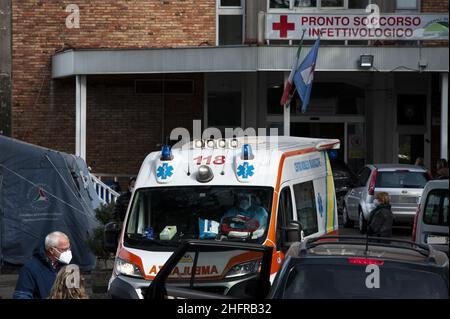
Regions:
[[135, 136, 340, 189]]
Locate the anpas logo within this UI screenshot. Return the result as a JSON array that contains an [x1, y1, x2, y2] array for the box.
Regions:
[[27, 184, 52, 211]]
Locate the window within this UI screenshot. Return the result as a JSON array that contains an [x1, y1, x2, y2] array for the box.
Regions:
[[396, 0, 418, 10], [277, 187, 293, 250], [217, 0, 244, 45], [424, 190, 449, 226], [269, 0, 369, 10], [293, 182, 318, 236], [397, 95, 427, 126], [208, 92, 242, 127], [375, 171, 429, 189], [135, 80, 194, 95]]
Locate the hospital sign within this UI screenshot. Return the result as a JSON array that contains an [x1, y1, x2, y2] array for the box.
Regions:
[[266, 13, 449, 41]]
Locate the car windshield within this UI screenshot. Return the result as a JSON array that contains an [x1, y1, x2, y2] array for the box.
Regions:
[[281, 263, 448, 299], [375, 171, 429, 189], [124, 186, 273, 248]]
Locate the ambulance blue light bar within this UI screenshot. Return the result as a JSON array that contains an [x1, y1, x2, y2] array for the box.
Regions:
[[242, 144, 254, 160], [160, 145, 173, 161]]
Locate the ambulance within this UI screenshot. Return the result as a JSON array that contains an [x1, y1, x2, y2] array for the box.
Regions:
[[107, 136, 340, 299]]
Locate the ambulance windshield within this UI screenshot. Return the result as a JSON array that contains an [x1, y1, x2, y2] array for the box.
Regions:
[[124, 186, 273, 248]]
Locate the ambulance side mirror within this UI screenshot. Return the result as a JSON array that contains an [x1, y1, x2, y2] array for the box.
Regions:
[[282, 220, 303, 249], [104, 222, 120, 253]]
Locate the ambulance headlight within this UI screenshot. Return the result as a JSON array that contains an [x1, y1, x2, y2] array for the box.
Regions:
[[197, 165, 214, 183], [206, 140, 215, 148], [115, 258, 144, 278], [225, 260, 260, 278]]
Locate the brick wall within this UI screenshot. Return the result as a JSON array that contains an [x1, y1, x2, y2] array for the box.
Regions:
[[422, 0, 449, 12], [11, 0, 215, 175]]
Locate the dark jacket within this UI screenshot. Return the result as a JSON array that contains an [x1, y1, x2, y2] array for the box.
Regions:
[[13, 244, 61, 299], [112, 190, 132, 222], [368, 204, 394, 238]]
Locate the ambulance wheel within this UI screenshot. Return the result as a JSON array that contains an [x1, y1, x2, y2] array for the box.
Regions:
[[342, 206, 354, 228], [358, 209, 367, 234]]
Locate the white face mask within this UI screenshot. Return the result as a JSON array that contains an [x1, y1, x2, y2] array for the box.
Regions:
[[129, 186, 135, 193], [57, 250, 72, 264], [373, 199, 380, 207]]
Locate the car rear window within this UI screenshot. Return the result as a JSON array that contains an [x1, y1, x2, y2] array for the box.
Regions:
[[375, 171, 429, 189], [282, 263, 448, 299], [424, 189, 449, 226]]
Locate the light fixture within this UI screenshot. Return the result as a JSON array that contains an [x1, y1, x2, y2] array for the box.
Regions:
[[359, 55, 374, 69]]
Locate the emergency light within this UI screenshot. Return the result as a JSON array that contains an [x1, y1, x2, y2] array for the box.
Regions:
[[242, 144, 254, 160], [161, 145, 173, 161]]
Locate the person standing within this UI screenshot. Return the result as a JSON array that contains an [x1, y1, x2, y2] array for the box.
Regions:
[[435, 159, 449, 179], [112, 177, 136, 222], [48, 265, 88, 299], [367, 192, 394, 239], [13, 231, 72, 299]]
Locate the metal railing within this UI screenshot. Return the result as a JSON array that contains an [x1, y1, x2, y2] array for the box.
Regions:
[[90, 173, 120, 205]]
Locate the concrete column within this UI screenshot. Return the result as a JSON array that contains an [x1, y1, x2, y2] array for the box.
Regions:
[[75, 75, 87, 159], [0, 0, 12, 136], [441, 73, 448, 160]]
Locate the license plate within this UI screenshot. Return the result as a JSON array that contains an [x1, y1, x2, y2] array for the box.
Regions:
[[427, 235, 449, 245]]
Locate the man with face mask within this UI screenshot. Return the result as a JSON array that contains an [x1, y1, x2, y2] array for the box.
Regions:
[[220, 193, 268, 239], [111, 177, 136, 223], [13, 231, 72, 299]]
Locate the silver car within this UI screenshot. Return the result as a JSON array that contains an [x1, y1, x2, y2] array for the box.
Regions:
[[342, 164, 430, 233], [413, 179, 449, 255]]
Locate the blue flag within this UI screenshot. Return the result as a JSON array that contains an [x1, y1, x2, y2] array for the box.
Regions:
[[293, 38, 320, 113]]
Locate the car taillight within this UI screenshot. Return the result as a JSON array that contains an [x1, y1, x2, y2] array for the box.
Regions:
[[368, 169, 377, 196], [412, 204, 420, 241], [348, 258, 384, 266]]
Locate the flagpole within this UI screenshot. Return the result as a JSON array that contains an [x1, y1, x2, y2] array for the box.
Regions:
[[284, 29, 306, 137]]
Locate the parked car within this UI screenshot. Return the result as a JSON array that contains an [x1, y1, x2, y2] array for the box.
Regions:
[[330, 158, 358, 214], [413, 179, 449, 255], [342, 164, 430, 232], [144, 237, 449, 299]]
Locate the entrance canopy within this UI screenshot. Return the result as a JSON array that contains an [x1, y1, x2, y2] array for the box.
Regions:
[[52, 45, 449, 78]]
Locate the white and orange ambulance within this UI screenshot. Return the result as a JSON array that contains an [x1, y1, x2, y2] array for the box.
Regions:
[[107, 136, 340, 299]]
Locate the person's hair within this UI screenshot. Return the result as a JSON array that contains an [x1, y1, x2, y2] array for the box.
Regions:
[[45, 231, 69, 250], [48, 265, 88, 299], [376, 192, 390, 205], [128, 177, 136, 186], [415, 157, 425, 167], [436, 158, 448, 170]]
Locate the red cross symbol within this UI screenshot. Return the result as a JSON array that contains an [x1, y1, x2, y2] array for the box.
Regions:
[[273, 15, 295, 38]]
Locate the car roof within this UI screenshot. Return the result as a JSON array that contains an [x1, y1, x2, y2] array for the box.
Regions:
[[425, 179, 449, 188], [286, 238, 448, 267], [369, 164, 427, 172]]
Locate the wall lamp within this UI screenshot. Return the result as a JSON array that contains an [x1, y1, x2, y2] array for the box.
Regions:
[[358, 55, 374, 69]]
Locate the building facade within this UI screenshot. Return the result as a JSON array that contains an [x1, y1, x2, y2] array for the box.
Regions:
[[1, 0, 448, 183]]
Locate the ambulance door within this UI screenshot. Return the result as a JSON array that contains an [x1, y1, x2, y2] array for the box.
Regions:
[[275, 184, 296, 253], [292, 180, 321, 239]]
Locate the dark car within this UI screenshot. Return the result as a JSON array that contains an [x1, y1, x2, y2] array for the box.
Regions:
[[330, 159, 358, 214], [144, 237, 449, 299]]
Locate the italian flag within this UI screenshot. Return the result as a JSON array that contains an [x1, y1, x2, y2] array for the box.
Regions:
[[280, 30, 306, 106]]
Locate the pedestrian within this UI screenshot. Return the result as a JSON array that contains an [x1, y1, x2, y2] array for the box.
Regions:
[[367, 192, 394, 240], [415, 157, 432, 178], [13, 231, 72, 299], [435, 158, 449, 179], [111, 177, 136, 223], [48, 264, 88, 299]]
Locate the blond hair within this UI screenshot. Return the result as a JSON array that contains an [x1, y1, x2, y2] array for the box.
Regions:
[[48, 265, 89, 299], [376, 192, 390, 205]]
